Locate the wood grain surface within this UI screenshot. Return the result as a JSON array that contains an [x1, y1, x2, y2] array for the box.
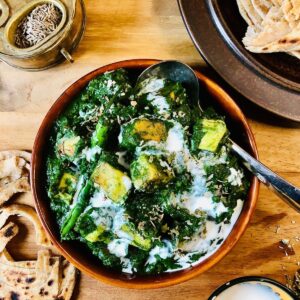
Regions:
[[1, 0, 300, 299]]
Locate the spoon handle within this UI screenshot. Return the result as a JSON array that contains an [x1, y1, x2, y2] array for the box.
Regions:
[[230, 141, 300, 212]]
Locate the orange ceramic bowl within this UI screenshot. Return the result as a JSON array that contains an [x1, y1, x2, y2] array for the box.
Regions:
[[31, 59, 259, 289]]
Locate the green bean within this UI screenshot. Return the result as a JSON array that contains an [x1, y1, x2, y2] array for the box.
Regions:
[[61, 179, 92, 237]]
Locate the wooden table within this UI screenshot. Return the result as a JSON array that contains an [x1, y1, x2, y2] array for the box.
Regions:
[[1, 0, 300, 299]]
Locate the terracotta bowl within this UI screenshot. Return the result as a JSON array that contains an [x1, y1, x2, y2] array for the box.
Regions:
[[31, 59, 259, 289]]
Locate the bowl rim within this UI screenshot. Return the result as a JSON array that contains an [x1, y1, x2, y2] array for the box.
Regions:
[[207, 0, 300, 93], [31, 59, 260, 289], [207, 276, 298, 299]]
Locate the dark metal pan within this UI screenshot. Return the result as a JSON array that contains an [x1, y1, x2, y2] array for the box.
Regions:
[[178, 0, 300, 122]]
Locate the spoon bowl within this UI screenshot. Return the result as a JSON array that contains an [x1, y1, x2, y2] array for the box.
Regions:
[[137, 60, 200, 109]]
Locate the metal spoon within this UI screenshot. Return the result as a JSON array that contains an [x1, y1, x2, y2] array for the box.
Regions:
[[137, 60, 300, 212]]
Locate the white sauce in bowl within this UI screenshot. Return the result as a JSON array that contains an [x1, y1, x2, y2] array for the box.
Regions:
[[212, 281, 294, 300]]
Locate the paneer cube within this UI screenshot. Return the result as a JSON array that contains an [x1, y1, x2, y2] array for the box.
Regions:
[[192, 119, 227, 152], [130, 154, 173, 191], [119, 118, 168, 150], [56, 173, 77, 204], [59, 173, 77, 190], [92, 162, 132, 203], [85, 225, 106, 243], [57, 135, 82, 158], [121, 223, 152, 251]]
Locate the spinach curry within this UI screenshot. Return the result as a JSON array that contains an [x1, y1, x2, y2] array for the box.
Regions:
[[46, 69, 250, 275]]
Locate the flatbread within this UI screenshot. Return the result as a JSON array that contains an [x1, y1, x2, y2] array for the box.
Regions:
[[0, 182, 77, 299], [237, 0, 257, 26], [0, 177, 31, 205], [238, 0, 300, 52], [252, 0, 273, 17], [0, 204, 51, 247], [0, 258, 36, 268], [0, 248, 14, 261], [31, 250, 61, 297], [271, 0, 282, 5], [244, 25, 300, 52], [282, 0, 300, 22], [238, 0, 300, 56], [0, 249, 76, 300], [0, 151, 31, 206], [0, 157, 27, 180], [0, 150, 31, 162], [0, 222, 19, 252], [57, 260, 77, 300], [0, 259, 38, 285], [243, 5, 295, 49], [260, 0, 300, 56], [237, 0, 264, 28], [0, 250, 61, 299]]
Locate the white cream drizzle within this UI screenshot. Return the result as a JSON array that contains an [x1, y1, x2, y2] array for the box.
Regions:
[[82, 145, 102, 162], [82, 113, 246, 274]]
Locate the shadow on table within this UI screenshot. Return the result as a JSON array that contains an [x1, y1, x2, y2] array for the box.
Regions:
[[191, 64, 300, 129]]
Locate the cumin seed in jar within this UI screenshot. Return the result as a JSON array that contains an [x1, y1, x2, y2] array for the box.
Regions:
[[14, 3, 62, 49]]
